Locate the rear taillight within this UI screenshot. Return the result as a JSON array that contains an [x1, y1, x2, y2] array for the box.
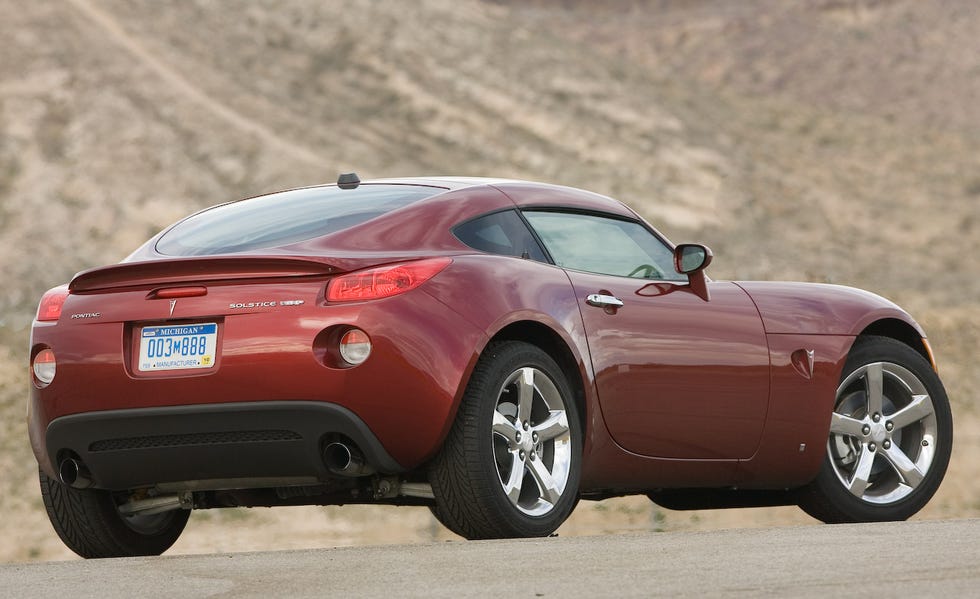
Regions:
[[326, 258, 451, 302], [36, 285, 70, 322], [32, 348, 57, 387]]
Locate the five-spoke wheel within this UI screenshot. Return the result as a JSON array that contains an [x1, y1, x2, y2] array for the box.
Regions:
[[799, 336, 952, 523], [828, 362, 937, 503], [429, 341, 581, 539], [491, 366, 573, 516]]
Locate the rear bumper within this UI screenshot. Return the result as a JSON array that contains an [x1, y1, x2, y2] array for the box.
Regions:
[[43, 401, 404, 491]]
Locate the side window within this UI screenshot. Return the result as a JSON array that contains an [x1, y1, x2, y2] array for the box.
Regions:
[[453, 210, 548, 261], [523, 211, 682, 280]]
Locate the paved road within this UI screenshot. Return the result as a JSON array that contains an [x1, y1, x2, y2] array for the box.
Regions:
[[2, 519, 978, 598]]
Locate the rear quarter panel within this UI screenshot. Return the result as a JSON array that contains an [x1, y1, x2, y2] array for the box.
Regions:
[[420, 254, 596, 437]]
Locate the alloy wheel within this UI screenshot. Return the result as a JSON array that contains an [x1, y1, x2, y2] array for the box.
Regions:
[[491, 366, 573, 516], [828, 362, 938, 505]]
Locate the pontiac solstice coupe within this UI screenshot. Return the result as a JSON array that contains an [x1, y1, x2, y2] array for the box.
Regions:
[[29, 175, 952, 558]]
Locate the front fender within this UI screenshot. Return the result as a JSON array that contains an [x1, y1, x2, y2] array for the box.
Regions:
[[735, 282, 926, 338]]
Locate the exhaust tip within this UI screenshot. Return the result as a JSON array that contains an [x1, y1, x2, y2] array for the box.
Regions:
[[323, 442, 375, 477], [59, 458, 93, 489], [323, 442, 354, 472]]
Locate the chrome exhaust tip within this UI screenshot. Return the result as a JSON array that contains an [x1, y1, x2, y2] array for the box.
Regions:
[[323, 442, 375, 477], [58, 458, 93, 489]]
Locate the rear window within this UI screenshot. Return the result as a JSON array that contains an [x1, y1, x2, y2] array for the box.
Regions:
[[156, 184, 443, 256]]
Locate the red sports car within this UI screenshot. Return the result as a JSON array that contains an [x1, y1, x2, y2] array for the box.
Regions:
[[29, 175, 952, 558]]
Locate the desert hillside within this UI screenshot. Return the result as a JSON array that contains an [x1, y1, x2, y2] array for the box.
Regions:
[[0, 0, 976, 562]]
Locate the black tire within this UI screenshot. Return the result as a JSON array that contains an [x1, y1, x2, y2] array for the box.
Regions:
[[798, 336, 953, 523], [39, 469, 189, 558], [429, 341, 582, 539]]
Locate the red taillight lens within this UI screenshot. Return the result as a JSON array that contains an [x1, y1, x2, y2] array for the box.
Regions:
[[326, 258, 451, 302], [37, 285, 70, 322], [150, 286, 208, 299]]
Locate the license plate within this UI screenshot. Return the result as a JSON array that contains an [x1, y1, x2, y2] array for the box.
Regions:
[[138, 323, 218, 372]]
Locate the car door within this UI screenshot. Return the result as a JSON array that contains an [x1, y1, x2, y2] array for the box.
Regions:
[[523, 210, 770, 460]]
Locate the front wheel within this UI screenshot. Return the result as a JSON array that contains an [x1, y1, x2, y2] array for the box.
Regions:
[[799, 336, 953, 523], [429, 341, 582, 539], [39, 469, 189, 558]]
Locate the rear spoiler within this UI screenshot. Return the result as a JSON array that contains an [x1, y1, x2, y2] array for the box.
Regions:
[[69, 256, 340, 293]]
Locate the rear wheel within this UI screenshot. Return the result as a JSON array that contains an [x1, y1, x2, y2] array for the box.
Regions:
[[39, 469, 189, 558], [799, 336, 952, 523], [429, 341, 582, 539]]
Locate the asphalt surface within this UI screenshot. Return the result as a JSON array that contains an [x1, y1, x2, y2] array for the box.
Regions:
[[2, 519, 978, 598]]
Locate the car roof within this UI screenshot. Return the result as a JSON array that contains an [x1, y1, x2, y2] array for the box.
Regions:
[[363, 177, 636, 217], [367, 176, 524, 189]]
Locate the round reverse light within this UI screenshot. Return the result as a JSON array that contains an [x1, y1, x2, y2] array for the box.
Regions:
[[33, 348, 57, 387], [338, 329, 371, 366]]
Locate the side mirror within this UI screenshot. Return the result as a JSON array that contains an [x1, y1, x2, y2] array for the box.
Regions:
[[673, 244, 713, 300], [674, 244, 713, 274]]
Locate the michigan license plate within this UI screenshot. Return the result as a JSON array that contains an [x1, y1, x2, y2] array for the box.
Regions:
[[138, 323, 218, 372]]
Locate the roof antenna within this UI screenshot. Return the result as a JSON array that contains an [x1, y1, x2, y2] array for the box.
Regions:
[[337, 172, 360, 189]]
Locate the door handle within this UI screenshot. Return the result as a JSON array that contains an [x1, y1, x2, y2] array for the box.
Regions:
[[586, 294, 624, 308]]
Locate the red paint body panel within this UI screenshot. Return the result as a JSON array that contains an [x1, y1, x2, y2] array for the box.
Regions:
[[735, 282, 924, 337], [30, 272, 487, 476], [495, 181, 636, 218], [565, 274, 770, 460], [70, 257, 336, 292], [418, 254, 598, 445], [28, 177, 935, 501], [735, 333, 853, 487]]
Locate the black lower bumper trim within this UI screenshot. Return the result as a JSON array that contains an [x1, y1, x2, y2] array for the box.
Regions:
[[45, 401, 404, 491]]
